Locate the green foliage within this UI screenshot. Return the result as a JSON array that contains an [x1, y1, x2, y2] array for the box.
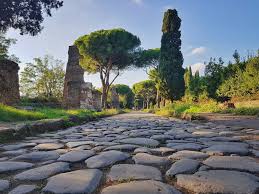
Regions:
[[109, 84, 134, 109], [204, 57, 224, 98], [133, 80, 156, 109], [218, 56, 259, 97], [0, 32, 19, 62], [75, 28, 142, 108], [219, 107, 259, 116], [0, 0, 63, 35], [159, 9, 185, 101], [20, 55, 65, 101]]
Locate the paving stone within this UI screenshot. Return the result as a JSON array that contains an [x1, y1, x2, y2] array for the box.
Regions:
[[43, 169, 103, 194], [134, 147, 151, 154], [116, 138, 159, 147], [15, 162, 70, 181], [166, 159, 200, 177], [0, 180, 9, 192], [2, 149, 27, 156], [150, 147, 175, 156], [167, 143, 205, 151], [85, 151, 130, 168], [13, 151, 60, 162], [107, 164, 162, 181], [203, 156, 259, 173], [0, 161, 34, 173], [33, 143, 64, 150], [177, 170, 259, 194], [104, 144, 140, 151], [9, 185, 36, 194], [168, 150, 209, 160], [133, 153, 170, 167], [1, 143, 36, 151], [202, 143, 249, 155], [58, 150, 95, 162], [101, 180, 181, 194], [66, 141, 95, 148]]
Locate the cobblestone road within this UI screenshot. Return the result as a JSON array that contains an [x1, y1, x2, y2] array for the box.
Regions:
[[0, 112, 259, 194]]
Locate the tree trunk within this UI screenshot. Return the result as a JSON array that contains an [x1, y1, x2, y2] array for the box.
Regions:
[[156, 90, 160, 108], [101, 85, 108, 109]]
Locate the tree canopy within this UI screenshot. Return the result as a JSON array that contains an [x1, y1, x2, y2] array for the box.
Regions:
[[0, 32, 19, 62], [0, 0, 63, 35], [159, 9, 185, 102], [20, 55, 65, 101], [109, 84, 134, 109], [75, 28, 142, 108], [133, 80, 156, 109]]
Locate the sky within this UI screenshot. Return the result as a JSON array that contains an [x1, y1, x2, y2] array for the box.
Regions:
[[7, 0, 259, 88]]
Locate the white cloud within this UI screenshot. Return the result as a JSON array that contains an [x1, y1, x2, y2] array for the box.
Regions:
[[189, 46, 207, 56], [131, 0, 143, 5], [189, 63, 206, 75]]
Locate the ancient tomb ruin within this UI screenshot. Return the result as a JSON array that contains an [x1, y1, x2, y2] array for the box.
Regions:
[[0, 59, 20, 105], [63, 46, 102, 110]]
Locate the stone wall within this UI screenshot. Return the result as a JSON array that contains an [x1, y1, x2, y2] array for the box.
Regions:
[[0, 59, 20, 105], [63, 46, 102, 110]]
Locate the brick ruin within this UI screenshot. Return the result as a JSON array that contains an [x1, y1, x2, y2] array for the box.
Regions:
[[63, 46, 102, 111], [0, 59, 20, 105]]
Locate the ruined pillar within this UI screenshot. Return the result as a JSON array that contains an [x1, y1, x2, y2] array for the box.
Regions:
[[111, 87, 120, 109], [0, 59, 20, 105], [63, 45, 84, 109]]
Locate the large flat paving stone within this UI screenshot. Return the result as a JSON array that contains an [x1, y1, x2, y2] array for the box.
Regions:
[[14, 162, 70, 181], [0, 180, 9, 192], [101, 180, 181, 194], [1, 143, 36, 151], [66, 141, 95, 148], [13, 151, 60, 162], [107, 164, 162, 181], [116, 138, 159, 147], [43, 169, 103, 194], [166, 159, 200, 177], [203, 156, 259, 173], [176, 170, 259, 194], [133, 153, 170, 167], [58, 150, 95, 163], [167, 143, 205, 151], [104, 144, 140, 151], [169, 150, 209, 160], [85, 150, 130, 168], [9, 184, 36, 194], [33, 143, 64, 150], [202, 143, 249, 155], [0, 161, 34, 173]]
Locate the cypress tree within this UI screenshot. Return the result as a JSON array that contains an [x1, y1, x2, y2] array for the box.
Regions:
[[159, 9, 185, 102]]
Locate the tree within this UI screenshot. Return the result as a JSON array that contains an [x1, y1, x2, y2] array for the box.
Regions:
[[133, 80, 156, 109], [20, 55, 65, 100], [75, 28, 142, 108], [204, 57, 224, 98], [109, 84, 134, 109], [233, 50, 240, 64], [218, 56, 259, 98], [0, 32, 19, 62], [0, 0, 63, 35], [158, 9, 185, 102]]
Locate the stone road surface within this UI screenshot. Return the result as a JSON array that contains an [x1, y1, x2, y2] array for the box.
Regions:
[[0, 112, 259, 194]]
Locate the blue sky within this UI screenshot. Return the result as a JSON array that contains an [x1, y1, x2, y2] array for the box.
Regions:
[[7, 0, 259, 87]]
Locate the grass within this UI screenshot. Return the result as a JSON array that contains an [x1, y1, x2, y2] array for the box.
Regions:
[[147, 100, 259, 118], [0, 103, 123, 122]]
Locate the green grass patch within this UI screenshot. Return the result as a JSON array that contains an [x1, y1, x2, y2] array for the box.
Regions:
[[148, 100, 259, 118], [219, 107, 259, 116], [0, 103, 124, 122]]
